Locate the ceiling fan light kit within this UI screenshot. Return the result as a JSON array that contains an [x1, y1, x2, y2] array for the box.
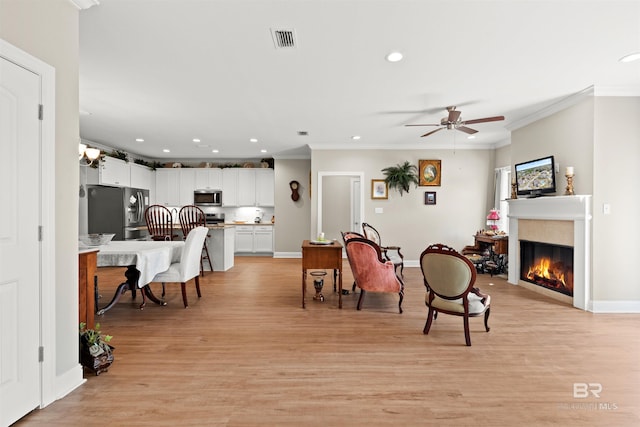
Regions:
[[406, 105, 505, 138]]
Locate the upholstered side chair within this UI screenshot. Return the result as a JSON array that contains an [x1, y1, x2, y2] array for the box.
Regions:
[[344, 237, 404, 313], [150, 226, 208, 308], [341, 230, 364, 292], [362, 222, 404, 277], [420, 243, 491, 346]]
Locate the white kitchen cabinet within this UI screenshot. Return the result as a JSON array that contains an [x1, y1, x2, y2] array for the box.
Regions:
[[237, 169, 256, 206], [130, 163, 154, 190], [254, 226, 274, 252], [155, 168, 180, 206], [234, 225, 273, 253], [234, 226, 254, 252], [179, 168, 196, 206], [204, 227, 235, 271], [87, 156, 130, 187], [222, 168, 238, 206], [195, 168, 222, 190], [255, 169, 274, 206]]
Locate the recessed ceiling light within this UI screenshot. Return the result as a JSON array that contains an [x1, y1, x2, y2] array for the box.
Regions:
[[260, 149, 267, 153], [467, 135, 476, 140], [163, 149, 170, 153], [135, 138, 144, 142], [250, 138, 258, 143], [192, 138, 201, 143], [619, 51, 640, 63], [386, 51, 403, 62], [212, 149, 219, 153], [351, 135, 361, 140]]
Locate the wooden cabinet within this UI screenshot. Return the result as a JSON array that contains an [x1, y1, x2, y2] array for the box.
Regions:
[[87, 156, 130, 187], [79, 250, 98, 330], [195, 168, 222, 190], [234, 225, 273, 253]]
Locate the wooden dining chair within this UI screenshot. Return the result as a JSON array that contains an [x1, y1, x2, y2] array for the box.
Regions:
[[145, 204, 179, 242], [179, 205, 213, 276]]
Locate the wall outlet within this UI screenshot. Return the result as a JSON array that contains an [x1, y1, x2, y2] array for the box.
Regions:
[[375, 207, 383, 214]]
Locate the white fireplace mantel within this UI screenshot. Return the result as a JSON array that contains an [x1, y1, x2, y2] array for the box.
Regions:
[[507, 195, 592, 310]]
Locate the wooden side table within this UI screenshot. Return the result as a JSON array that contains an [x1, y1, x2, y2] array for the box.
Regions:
[[301, 240, 343, 308], [79, 249, 98, 329]]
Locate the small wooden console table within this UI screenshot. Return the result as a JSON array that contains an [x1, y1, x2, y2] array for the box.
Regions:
[[301, 240, 343, 309]]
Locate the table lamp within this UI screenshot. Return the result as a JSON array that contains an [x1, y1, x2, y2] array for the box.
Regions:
[[486, 209, 500, 231]]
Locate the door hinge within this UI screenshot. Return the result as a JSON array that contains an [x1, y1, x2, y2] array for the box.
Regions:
[[38, 226, 43, 241], [39, 346, 44, 362], [38, 104, 43, 120]]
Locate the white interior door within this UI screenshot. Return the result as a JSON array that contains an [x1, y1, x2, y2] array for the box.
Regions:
[[0, 55, 41, 426], [350, 178, 361, 232]]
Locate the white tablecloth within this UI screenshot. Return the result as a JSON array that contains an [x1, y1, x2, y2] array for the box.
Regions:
[[93, 241, 184, 287]]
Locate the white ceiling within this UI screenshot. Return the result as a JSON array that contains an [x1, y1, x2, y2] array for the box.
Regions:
[[79, 0, 640, 160]]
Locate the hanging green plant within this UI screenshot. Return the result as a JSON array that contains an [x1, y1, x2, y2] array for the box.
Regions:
[[381, 161, 419, 196]]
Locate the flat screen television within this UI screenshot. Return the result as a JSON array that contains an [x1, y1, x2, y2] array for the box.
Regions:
[[515, 155, 556, 197]]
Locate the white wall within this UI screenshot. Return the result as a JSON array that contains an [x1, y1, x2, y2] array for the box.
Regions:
[[311, 149, 495, 263], [273, 159, 311, 255], [593, 97, 640, 303]]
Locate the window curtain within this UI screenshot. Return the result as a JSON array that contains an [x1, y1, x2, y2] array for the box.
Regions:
[[494, 167, 510, 233]]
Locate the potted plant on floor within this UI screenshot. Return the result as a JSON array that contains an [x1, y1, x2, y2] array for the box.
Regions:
[[79, 322, 114, 375]]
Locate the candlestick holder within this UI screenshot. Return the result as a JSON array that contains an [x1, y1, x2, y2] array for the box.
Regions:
[[511, 182, 517, 199], [564, 174, 574, 196]]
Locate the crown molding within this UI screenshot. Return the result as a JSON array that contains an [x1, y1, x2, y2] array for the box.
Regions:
[[506, 86, 595, 132], [69, 0, 99, 10]]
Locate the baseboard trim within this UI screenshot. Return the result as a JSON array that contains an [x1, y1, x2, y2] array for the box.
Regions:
[[274, 252, 301, 258], [590, 300, 640, 314]]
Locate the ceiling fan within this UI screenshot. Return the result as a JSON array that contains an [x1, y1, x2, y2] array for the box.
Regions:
[[405, 106, 504, 138]]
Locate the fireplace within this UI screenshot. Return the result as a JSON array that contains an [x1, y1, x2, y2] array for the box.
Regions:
[[506, 195, 592, 311], [520, 240, 574, 297]]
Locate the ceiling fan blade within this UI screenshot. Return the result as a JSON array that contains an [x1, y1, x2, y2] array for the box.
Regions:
[[421, 128, 444, 138], [462, 115, 505, 125], [448, 110, 461, 122], [456, 126, 478, 135], [405, 123, 440, 127]]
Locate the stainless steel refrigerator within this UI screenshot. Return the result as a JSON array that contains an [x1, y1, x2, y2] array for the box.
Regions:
[[87, 185, 149, 240]]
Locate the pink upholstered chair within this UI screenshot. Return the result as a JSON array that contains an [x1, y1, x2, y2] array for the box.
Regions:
[[420, 243, 491, 346], [344, 237, 404, 313], [341, 231, 364, 292]]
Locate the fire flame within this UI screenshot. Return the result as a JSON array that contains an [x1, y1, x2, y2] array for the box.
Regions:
[[526, 257, 566, 287]]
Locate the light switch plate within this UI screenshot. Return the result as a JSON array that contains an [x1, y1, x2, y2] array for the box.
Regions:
[[603, 203, 611, 215], [375, 207, 383, 214]]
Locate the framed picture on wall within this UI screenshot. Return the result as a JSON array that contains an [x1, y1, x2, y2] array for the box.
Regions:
[[371, 179, 388, 199], [419, 159, 441, 186], [425, 191, 436, 205]]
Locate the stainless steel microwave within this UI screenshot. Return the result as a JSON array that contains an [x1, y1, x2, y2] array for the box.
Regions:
[[194, 189, 222, 206]]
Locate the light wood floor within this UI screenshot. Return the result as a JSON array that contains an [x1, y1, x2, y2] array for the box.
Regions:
[[16, 257, 640, 426]]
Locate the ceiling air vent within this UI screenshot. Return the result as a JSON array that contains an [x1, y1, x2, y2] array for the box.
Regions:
[[271, 29, 297, 49]]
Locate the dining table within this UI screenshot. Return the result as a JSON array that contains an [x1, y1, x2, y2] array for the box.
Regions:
[[91, 240, 185, 314]]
